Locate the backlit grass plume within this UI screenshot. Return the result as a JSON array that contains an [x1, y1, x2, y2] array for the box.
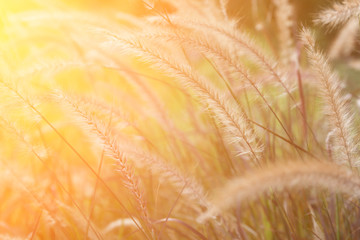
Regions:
[[301, 27, 359, 167], [198, 161, 360, 223], [315, 0, 360, 28]]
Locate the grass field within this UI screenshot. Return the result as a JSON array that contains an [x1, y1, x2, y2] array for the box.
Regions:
[[1, 0, 360, 239]]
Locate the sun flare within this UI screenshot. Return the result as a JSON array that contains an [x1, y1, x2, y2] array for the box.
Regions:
[[1, 0, 360, 239]]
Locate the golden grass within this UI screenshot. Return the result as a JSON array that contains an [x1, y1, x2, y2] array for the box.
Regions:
[[0, 0, 360, 239]]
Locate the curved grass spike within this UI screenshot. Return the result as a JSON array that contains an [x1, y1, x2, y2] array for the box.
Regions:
[[149, 16, 323, 151], [57, 92, 209, 209], [0, 79, 152, 240], [58, 93, 154, 234], [101, 31, 263, 164], [58, 91, 240, 237], [139, 30, 300, 155], [198, 160, 360, 223], [314, 0, 360, 28], [301, 28, 359, 167], [138, 2, 240, 168]]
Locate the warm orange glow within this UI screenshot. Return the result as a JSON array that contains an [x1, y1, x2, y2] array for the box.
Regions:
[[1, 0, 360, 239]]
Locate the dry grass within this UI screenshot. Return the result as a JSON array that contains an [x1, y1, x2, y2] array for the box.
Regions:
[[1, 0, 360, 239]]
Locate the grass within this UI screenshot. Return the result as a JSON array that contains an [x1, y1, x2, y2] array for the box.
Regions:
[[0, 0, 360, 239]]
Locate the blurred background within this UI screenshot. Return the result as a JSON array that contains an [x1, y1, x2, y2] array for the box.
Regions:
[[1, 0, 359, 92], [0, 0, 338, 22]]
